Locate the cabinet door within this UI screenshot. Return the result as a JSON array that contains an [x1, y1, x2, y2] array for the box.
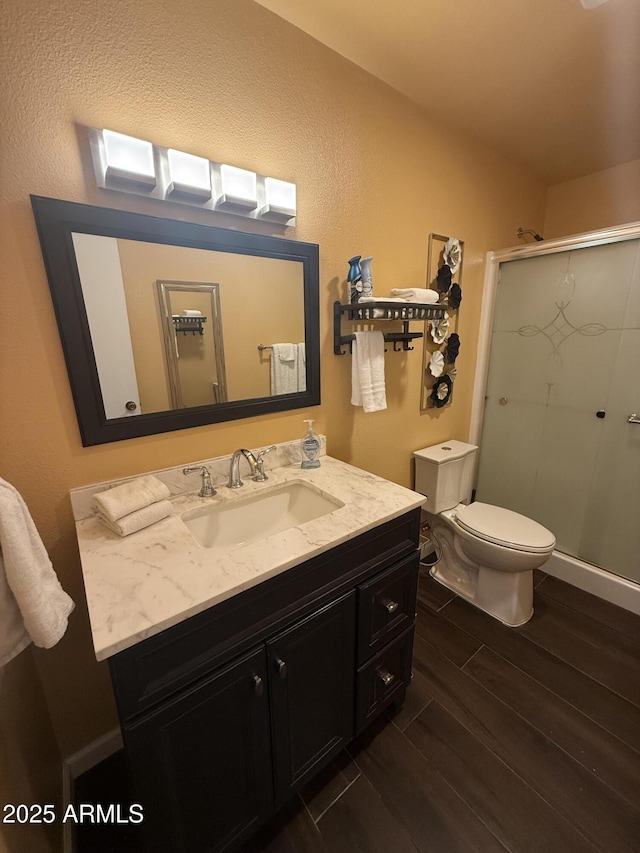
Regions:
[[124, 645, 273, 853], [267, 591, 356, 806]]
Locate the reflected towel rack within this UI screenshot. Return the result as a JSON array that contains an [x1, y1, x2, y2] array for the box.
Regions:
[[172, 316, 207, 335]]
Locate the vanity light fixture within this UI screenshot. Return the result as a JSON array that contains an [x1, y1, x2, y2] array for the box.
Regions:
[[259, 177, 297, 223], [87, 126, 296, 223], [216, 164, 258, 211], [92, 129, 157, 190], [166, 149, 212, 201]]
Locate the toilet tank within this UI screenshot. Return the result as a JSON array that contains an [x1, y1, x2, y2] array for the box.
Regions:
[[413, 440, 478, 513]]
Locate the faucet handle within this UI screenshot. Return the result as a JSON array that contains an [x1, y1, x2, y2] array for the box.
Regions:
[[253, 446, 277, 481], [183, 465, 217, 497]]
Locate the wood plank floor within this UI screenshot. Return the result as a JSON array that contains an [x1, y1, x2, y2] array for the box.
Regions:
[[76, 570, 640, 853]]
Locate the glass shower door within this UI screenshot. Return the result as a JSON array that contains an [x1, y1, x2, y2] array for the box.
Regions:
[[476, 238, 640, 584]]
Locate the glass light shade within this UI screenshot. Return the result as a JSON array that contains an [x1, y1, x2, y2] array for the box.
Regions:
[[218, 165, 258, 209], [103, 130, 156, 185], [166, 149, 212, 200], [264, 178, 296, 214], [167, 149, 211, 191]]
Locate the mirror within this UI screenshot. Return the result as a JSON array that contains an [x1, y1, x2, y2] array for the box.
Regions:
[[31, 196, 320, 445]]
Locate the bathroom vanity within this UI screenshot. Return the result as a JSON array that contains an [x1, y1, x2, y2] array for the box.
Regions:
[[73, 450, 424, 852]]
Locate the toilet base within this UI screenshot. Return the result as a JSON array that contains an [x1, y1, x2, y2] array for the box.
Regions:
[[428, 526, 534, 627], [429, 560, 533, 628]]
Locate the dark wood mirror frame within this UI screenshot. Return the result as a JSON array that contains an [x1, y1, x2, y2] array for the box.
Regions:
[[31, 196, 320, 446]]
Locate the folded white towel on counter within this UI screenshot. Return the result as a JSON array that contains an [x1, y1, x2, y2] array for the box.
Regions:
[[97, 500, 173, 537], [93, 475, 170, 523], [0, 478, 74, 666], [182, 309, 202, 316], [389, 288, 439, 303], [351, 331, 387, 413]]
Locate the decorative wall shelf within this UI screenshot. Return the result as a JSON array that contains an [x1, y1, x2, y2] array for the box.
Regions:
[[334, 300, 446, 355], [172, 316, 208, 335]]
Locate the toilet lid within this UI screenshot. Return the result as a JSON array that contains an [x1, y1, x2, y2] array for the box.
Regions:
[[455, 502, 556, 552]]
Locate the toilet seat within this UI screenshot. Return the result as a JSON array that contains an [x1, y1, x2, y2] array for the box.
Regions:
[[455, 502, 555, 553]]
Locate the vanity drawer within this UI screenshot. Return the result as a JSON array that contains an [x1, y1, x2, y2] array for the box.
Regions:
[[356, 552, 419, 664], [355, 626, 414, 733]]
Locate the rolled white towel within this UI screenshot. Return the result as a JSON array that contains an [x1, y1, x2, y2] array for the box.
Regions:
[[93, 475, 170, 523], [389, 288, 439, 303], [182, 309, 202, 316], [97, 500, 173, 537]]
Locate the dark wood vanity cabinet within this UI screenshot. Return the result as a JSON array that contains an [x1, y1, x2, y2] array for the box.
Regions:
[[109, 509, 421, 853]]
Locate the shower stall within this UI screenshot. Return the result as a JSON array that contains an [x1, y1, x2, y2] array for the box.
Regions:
[[471, 223, 640, 613]]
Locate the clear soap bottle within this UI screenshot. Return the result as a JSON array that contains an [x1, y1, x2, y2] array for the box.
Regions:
[[301, 419, 321, 469]]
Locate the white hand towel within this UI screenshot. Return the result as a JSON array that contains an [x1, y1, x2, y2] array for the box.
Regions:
[[97, 500, 173, 537], [0, 478, 74, 666], [271, 344, 300, 394], [296, 342, 306, 392], [275, 343, 296, 363], [93, 475, 170, 523], [389, 288, 439, 303], [351, 331, 387, 413]]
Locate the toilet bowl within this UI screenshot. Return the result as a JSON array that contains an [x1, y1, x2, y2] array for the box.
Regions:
[[414, 441, 555, 626]]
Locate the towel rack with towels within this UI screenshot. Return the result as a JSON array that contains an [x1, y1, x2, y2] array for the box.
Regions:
[[334, 300, 446, 355]]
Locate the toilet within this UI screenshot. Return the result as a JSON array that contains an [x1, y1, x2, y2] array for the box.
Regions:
[[413, 440, 556, 626]]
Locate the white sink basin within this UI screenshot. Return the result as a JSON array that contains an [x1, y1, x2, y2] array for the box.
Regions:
[[182, 480, 344, 550]]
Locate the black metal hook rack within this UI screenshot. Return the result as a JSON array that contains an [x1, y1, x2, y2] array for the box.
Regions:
[[172, 316, 208, 335], [333, 300, 446, 355]]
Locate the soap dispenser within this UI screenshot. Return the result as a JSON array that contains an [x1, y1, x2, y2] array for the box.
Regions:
[[301, 419, 321, 469]]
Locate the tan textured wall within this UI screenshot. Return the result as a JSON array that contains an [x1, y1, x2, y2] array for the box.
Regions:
[[545, 158, 640, 238], [0, 0, 546, 769], [0, 652, 61, 853]]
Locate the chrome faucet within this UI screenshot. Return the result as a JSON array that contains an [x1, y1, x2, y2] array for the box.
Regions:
[[183, 465, 216, 497], [227, 446, 277, 488], [227, 449, 258, 489]]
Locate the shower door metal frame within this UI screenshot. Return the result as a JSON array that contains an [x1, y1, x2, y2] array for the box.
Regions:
[[470, 219, 640, 445]]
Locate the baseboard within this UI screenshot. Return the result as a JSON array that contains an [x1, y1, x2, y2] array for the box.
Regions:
[[62, 728, 123, 853]]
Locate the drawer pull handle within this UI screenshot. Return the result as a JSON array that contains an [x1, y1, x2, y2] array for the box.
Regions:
[[381, 598, 399, 614], [253, 675, 264, 697], [275, 657, 288, 679], [377, 668, 395, 687]]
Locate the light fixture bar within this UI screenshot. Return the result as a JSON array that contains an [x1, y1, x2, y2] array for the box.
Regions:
[[87, 126, 296, 223]]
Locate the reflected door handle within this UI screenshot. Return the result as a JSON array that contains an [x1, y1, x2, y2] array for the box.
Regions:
[[628, 413, 640, 424]]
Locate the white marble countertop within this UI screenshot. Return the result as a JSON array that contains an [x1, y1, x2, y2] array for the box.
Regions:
[[75, 455, 425, 661]]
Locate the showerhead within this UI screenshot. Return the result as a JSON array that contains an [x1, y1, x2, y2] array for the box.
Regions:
[[517, 227, 544, 242]]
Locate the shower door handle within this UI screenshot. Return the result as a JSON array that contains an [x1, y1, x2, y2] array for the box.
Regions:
[[628, 413, 640, 424]]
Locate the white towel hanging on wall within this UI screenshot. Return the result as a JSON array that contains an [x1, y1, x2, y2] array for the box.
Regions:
[[351, 331, 387, 413], [0, 478, 74, 666]]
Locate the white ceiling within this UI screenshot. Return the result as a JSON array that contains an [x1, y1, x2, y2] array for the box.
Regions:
[[254, 0, 640, 185]]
